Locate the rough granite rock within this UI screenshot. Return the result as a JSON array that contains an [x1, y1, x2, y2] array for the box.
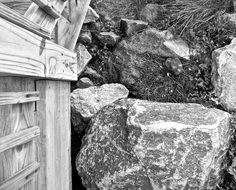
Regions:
[[77, 44, 92, 75], [77, 99, 231, 190], [212, 38, 236, 110], [71, 83, 129, 129], [84, 6, 100, 24], [120, 18, 148, 36], [114, 28, 189, 98]]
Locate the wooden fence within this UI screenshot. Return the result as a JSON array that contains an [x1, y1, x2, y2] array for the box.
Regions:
[[0, 0, 91, 189]]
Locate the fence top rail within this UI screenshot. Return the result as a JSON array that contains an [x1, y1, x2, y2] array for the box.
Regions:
[[0, 2, 51, 39]]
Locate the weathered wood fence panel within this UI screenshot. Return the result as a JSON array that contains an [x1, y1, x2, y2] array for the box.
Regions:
[[0, 0, 91, 189], [0, 77, 39, 190]]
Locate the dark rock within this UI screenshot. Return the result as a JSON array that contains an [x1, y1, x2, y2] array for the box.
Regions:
[[78, 31, 92, 44], [84, 6, 99, 24], [76, 77, 94, 89], [83, 67, 103, 79], [164, 58, 184, 75], [120, 18, 148, 36], [212, 38, 236, 110], [88, 22, 101, 33], [114, 28, 189, 100], [77, 99, 231, 189], [97, 32, 121, 46]]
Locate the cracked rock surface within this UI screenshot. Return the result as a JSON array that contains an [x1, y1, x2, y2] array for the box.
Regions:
[[76, 99, 231, 190], [212, 38, 236, 111]]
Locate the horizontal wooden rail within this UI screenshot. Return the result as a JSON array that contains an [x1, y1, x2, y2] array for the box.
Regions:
[[57, 0, 91, 50], [0, 92, 39, 105], [0, 17, 77, 81], [0, 162, 40, 190], [0, 126, 40, 153], [25, 0, 67, 34], [0, 2, 51, 39], [31, 0, 62, 18]]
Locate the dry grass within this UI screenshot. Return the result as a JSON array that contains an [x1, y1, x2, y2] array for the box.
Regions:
[[170, 0, 231, 35]]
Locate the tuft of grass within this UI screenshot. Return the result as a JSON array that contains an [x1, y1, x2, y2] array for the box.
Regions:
[[170, 0, 231, 34], [166, 0, 236, 53]]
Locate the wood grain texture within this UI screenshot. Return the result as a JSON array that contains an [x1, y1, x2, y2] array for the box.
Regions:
[[0, 161, 40, 190], [0, 77, 38, 190], [0, 126, 40, 153], [0, 17, 77, 81], [0, 2, 51, 39], [0, 92, 39, 106], [36, 80, 71, 190], [31, 0, 62, 18], [57, 0, 91, 50], [24, 0, 67, 34], [0, 0, 31, 15]]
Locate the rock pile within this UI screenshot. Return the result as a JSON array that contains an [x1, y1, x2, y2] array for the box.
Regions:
[[72, 1, 236, 189]]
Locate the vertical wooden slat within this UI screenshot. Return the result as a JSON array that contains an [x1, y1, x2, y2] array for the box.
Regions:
[[36, 80, 71, 190], [0, 77, 38, 190]]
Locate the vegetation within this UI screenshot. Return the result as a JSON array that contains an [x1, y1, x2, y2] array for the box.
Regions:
[[132, 0, 236, 104], [75, 0, 236, 189]]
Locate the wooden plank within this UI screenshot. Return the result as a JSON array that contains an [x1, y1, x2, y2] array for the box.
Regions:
[[24, 0, 67, 34], [57, 0, 91, 50], [0, 126, 40, 153], [0, 0, 31, 15], [0, 2, 51, 39], [36, 81, 71, 190], [31, 0, 63, 18], [0, 17, 77, 81], [0, 92, 39, 106], [0, 162, 40, 190], [0, 77, 38, 189]]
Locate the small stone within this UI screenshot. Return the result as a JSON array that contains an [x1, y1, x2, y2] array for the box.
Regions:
[[77, 44, 92, 75], [78, 31, 92, 44], [212, 38, 236, 110], [76, 77, 94, 89], [83, 66, 103, 79], [84, 6, 100, 24], [164, 58, 184, 75], [71, 83, 129, 126], [88, 22, 102, 32], [120, 18, 148, 36], [97, 32, 121, 46], [140, 4, 167, 24]]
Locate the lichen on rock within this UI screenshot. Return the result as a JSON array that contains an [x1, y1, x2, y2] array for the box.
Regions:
[[76, 99, 231, 189]]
